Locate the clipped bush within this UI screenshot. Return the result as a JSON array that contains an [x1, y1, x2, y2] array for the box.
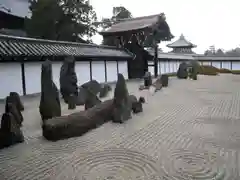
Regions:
[[199, 65, 219, 75], [218, 68, 232, 73], [231, 70, 240, 74]]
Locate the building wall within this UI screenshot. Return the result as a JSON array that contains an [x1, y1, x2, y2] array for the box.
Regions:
[[0, 60, 129, 99], [0, 63, 23, 98]]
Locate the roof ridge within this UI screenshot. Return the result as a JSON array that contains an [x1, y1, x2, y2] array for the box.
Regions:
[[0, 34, 120, 50]]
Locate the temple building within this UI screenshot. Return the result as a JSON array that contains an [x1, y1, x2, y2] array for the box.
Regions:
[[0, 0, 30, 36], [167, 34, 196, 54]]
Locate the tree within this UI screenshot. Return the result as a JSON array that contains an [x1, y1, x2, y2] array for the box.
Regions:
[[100, 6, 133, 46], [25, 0, 97, 42]]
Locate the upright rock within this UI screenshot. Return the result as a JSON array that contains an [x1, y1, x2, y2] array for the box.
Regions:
[[177, 62, 188, 79], [6, 96, 23, 126], [9, 92, 24, 111], [60, 56, 78, 107], [0, 102, 24, 149], [143, 71, 152, 87], [112, 73, 132, 123], [39, 60, 61, 122], [160, 74, 169, 87]]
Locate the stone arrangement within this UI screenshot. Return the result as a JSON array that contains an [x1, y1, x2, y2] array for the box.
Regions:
[[42, 99, 114, 141], [39, 60, 61, 122]]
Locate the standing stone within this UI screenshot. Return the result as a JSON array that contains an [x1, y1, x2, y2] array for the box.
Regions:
[[177, 62, 188, 79], [60, 56, 78, 107], [0, 103, 24, 148], [6, 96, 23, 126], [112, 73, 132, 123], [9, 92, 24, 111], [143, 71, 152, 87], [39, 60, 61, 122], [160, 74, 169, 87]]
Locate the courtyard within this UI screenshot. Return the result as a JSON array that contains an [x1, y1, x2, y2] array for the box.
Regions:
[[0, 74, 240, 179]]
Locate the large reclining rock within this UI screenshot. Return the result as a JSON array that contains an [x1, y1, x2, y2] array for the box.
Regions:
[[0, 103, 24, 149], [42, 99, 114, 141], [112, 73, 132, 123], [39, 60, 61, 122]]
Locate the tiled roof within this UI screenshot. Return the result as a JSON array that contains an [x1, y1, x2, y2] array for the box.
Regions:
[[0, 0, 31, 18], [167, 34, 196, 48], [0, 35, 133, 58], [100, 13, 173, 39]]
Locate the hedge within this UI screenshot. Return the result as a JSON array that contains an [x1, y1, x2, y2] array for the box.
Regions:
[[199, 65, 240, 75]]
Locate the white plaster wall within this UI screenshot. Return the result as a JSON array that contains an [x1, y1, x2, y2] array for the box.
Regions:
[[92, 61, 105, 83], [75, 61, 90, 86], [232, 62, 240, 70], [118, 61, 128, 79], [202, 61, 211, 65], [212, 62, 221, 69], [106, 61, 117, 82], [25, 62, 41, 95], [0, 63, 23, 99], [52, 62, 62, 89], [222, 61, 231, 69]]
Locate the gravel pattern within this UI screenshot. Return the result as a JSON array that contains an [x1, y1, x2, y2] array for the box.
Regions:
[[0, 75, 240, 179]]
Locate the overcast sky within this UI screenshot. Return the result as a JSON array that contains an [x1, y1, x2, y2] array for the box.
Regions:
[[90, 0, 240, 53]]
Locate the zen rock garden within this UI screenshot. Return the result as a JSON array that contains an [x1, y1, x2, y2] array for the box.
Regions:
[[0, 58, 200, 147], [2, 59, 240, 179]]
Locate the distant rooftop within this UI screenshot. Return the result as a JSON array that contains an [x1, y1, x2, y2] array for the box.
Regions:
[[0, 0, 31, 18], [167, 34, 196, 48], [99, 13, 173, 41]]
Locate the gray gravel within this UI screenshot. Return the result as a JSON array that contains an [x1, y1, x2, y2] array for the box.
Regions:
[[0, 75, 240, 179]]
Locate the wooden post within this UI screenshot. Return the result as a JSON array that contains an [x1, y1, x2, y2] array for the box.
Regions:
[[20, 57, 26, 96], [154, 43, 158, 77], [89, 60, 92, 80], [104, 60, 107, 82]]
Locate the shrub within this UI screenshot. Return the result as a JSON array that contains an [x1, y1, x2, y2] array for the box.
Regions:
[[218, 68, 232, 73], [199, 65, 219, 75]]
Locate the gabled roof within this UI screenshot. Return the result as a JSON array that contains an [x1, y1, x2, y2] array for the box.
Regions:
[[0, 0, 30, 18], [100, 13, 173, 40], [0, 35, 133, 59], [167, 34, 196, 48]]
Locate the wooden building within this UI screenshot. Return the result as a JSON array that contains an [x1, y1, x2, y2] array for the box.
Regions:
[[0, 35, 133, 99], [99, 13, 174, 78], [167, 34, 196, 54], [0, 0, 29, 36]]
